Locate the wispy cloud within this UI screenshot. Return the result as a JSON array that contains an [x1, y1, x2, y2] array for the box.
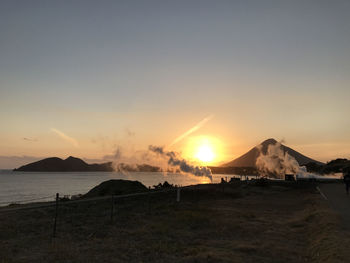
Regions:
[[169, 114, 214, 147], [51, 128, 79, 148], [23, 137, 38, 142]]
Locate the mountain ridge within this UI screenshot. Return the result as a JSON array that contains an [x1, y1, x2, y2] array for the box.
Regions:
[[222, 138, 324, 167], [14, 156, 114, 172]]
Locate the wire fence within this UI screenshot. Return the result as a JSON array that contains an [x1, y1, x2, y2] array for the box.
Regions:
[[0, 187, 183, 238], [0, 195, 56, 205], [0, 179, 332, 241]]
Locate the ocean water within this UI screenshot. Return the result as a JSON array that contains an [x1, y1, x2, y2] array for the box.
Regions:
[[0, 170, 236, 206]]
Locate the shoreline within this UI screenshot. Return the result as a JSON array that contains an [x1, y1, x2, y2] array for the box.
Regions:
[[1, 181, 349, 262], [0, 177, 343, 208]]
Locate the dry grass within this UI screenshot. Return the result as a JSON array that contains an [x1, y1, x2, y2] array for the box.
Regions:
[[303, 197, 350, 263], [0, 181, 349, 263]]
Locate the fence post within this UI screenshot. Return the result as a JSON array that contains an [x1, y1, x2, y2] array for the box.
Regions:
[[176, 187, 181, 202], [53, 193, 59, 238], [110, 195, 114, 222], [147, 186, 151, 213]]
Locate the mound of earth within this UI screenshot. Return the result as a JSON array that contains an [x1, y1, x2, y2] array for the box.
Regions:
[[84, 179, 148, 198]]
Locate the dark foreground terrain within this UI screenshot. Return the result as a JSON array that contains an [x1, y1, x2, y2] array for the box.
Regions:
[[0, 181, 349, 263]]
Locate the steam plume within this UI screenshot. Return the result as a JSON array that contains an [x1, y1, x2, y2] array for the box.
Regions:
[[256, 141, 300, 179], [149, 145, 213, 181]]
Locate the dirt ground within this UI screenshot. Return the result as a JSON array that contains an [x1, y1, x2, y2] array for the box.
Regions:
[[319, 182, 350, 230], [0, 181, 349, 263]]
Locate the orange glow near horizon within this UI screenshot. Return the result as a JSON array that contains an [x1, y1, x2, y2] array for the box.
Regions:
[[195, 144, 214, 163], [183, 135, 224, 166]]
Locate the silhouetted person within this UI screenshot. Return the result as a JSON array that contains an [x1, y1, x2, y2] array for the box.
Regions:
[[343, 170, 350, 195]]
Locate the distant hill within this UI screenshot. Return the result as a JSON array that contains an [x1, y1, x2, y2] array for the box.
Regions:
[[306, 158, 350, 174], [14, 156, 114, 172], [222, 138, 324, 167]]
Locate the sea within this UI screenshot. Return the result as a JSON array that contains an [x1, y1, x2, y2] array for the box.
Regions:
[[0, 170, 242, 206]]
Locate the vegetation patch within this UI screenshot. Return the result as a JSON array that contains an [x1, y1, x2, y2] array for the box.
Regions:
[[0, 182, 349, 262]]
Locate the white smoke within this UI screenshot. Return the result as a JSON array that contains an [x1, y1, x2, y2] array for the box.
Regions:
[[149, 145, 213, 181], [256, 141, 302, 179], [99, 144, 213, 181]]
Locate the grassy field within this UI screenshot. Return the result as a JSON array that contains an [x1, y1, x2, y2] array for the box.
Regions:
[[0, 181, 349, 263]]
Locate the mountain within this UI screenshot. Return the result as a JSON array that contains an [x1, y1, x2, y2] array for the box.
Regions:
[[222, 138, 324, 167], [14, 156, 114, 172]]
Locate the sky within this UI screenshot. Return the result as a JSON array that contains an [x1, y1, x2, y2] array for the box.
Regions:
[[1, 0, 350, 168]]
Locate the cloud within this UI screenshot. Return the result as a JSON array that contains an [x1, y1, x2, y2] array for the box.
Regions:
[[51, 128, 79, 148], [125, 128, 135, 137], [169, 114, 214, 147], [23, 137, 38, 142]]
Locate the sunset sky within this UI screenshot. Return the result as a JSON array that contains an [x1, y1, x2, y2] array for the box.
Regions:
[[1, 0, 349, 168]]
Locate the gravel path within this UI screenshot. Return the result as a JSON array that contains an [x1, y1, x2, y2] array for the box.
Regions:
[[318, 183, 350, 230]]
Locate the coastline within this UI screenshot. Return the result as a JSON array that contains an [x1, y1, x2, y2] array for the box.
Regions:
[[0, 181, 349, 262]]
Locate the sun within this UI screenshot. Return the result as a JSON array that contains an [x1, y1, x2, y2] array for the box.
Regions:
[[182, 135, 224, 165], [195, 144, 214, 163]]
